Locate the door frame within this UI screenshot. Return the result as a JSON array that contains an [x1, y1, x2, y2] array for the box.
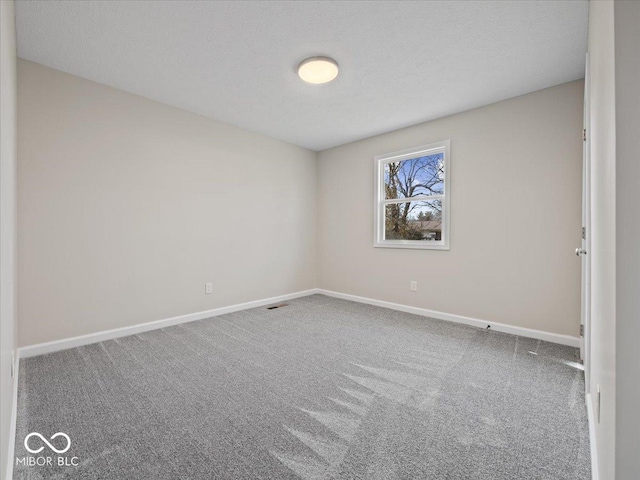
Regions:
[[580, 53, 591, 392]]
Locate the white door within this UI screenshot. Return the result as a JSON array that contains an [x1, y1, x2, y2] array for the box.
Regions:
[[577, 54, 591, 390]]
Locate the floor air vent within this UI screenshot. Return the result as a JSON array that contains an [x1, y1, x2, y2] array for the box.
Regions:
[[267, 303, 289, 310]]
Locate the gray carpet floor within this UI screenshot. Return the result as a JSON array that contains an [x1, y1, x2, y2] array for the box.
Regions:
[[14, 294, 591, 479]]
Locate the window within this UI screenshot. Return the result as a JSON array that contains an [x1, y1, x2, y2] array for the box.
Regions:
[[374, 140, 450, 250]]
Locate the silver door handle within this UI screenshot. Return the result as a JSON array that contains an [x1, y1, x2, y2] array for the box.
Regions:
[[575, 248, 587, 256]]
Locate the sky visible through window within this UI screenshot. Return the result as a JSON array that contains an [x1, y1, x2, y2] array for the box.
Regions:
[[384, 152, 444, 200]]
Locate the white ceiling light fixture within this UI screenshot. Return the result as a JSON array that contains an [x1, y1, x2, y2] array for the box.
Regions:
[[297, 56, 339, 84]]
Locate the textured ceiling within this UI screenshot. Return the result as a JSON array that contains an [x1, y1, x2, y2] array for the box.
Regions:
[[15, 1, 588, 151]]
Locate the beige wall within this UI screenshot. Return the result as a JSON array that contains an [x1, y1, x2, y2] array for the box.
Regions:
[[587, 1, 617, 478], [614, 1, 640, 478], [18, 60, 317, 347], [318, 81, 584, 337], [1, 1, 18, 477]]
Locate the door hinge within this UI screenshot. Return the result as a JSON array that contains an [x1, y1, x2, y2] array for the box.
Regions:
[[580, 324, 584, 336], [583, 129, 587, 141], [582, 227, 586, 239]]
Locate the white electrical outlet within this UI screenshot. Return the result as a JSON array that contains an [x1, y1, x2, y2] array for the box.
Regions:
[[410, 281, 418, 292], [205, 282, 213, 295]]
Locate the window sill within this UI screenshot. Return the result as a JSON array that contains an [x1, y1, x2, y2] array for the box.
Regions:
[[373, 241, 450, 251]]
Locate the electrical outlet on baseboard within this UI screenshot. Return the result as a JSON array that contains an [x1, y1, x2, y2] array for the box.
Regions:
[[205, 283, 213, 295], [410, 281, 418, 292]]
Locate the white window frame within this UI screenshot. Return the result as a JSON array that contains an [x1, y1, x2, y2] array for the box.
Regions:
[[373, 140, 451, 250]]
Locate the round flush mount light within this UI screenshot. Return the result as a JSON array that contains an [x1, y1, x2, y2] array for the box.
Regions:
[[297, 56, 339, 84]]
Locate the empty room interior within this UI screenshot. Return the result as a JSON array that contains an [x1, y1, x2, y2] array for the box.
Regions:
[[0, 1, 638, 479]]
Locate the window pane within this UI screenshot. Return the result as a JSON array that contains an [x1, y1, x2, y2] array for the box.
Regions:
[[384, 200, 442, 241], [384, 153, 444, 200]]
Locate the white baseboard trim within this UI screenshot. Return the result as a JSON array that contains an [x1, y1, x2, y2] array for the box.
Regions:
[[18, 289, 319, 359], [317, 289, 580, 348], [6, 351, 19, 480], [18, 287, 580, 358], [586, 393, 599, 480]]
